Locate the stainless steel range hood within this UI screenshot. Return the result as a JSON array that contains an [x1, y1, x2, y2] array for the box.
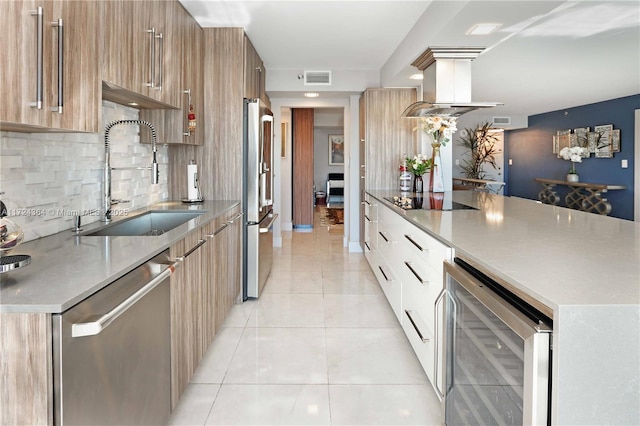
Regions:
[[401, 47, 502, 118]]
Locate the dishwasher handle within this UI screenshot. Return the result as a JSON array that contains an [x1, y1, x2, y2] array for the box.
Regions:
[[71, 260, 181, 338]]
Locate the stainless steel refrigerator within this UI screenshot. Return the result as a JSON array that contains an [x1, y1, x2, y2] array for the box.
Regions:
[[243, 98, 277, 299]]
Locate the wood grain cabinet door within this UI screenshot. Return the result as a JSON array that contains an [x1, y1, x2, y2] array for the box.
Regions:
[[0, 0, 100, 132]]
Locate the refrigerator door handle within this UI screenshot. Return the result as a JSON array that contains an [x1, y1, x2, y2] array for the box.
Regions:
[[259, 213, 278, 233]]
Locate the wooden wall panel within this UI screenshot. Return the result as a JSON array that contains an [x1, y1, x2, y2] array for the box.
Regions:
[[0, 313, 52, 426], [292, 108, 315, 226], [362, 89, 417, 191], [201, 28, 245, 202]]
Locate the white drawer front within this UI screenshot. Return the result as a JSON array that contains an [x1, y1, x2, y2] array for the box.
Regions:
[[370, 253, 402, 322]]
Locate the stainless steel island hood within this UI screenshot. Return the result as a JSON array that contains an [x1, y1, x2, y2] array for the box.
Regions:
[[401, 47, 502, 118]]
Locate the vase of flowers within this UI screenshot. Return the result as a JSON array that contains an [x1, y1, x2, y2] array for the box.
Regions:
[[406, 154, 432, 193], [559, 146, 587, 183], [415, 116, 458, 192]]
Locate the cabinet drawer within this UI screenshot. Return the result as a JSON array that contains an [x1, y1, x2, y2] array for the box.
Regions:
[[370, 253, 402, 322], [398, 225, 451, 273], [400, 271, 446, 391]]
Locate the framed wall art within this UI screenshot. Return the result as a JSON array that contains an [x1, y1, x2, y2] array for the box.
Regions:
[[328, 134, 344, 165]]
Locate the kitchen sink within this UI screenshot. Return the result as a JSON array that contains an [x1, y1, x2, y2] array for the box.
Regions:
[[84, 211, 204, 237]]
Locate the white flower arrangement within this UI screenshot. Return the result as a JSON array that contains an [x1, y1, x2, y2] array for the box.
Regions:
[[415, 116, 458, 146], [559, 146, 587, 174], [559, 146, 587, 163], [406, 153, 432, 176]]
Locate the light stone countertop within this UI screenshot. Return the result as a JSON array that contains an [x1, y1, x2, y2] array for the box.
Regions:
[[0, 200, 240, 313], [368, 190, 640, 312], [368, 190, 640, 424]]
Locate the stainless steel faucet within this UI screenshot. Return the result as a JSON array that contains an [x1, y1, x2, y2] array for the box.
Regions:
[[103, 120, 159, 222]]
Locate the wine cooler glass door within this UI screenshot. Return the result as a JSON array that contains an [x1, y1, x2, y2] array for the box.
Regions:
[[444, 261, 551, 426]]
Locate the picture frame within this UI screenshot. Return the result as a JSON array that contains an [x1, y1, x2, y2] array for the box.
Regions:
[[611, 129, 620, 152], [594, 124, 613, 158], [281, 122, 287, 158], [556, 129, 571, 158], [328, 134, 344, 165]]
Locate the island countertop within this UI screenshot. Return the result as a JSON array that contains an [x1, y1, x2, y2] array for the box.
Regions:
[[367, 190, 640, 312], [0, 201, 240, 313]]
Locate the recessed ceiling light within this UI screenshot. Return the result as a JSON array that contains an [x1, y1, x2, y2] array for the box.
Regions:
[[466, 23, 502, 35], [409, 73, 423, 80], [304, 92, 319, 98]]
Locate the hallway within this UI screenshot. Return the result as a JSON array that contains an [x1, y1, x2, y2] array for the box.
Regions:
[[168, 208, 442, 425]]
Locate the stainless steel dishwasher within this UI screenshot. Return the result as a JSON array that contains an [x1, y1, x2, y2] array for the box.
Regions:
[[52, 249, 179, 425]]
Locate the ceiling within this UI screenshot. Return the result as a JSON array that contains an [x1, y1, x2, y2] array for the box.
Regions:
[[180, 0, 640, 117]]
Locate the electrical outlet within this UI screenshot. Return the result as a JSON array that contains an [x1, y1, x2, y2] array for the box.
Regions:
[[621, 159, 628, 168], [508, 159, 513, 165], [455, 159, 460, 165]]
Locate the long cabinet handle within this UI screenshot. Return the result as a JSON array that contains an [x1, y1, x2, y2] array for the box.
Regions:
[[378, 231, 391, 243], [207, 223, 228, 237], [433, 288, 447, 400], [378, 265, 392, 282], [404, 261, 428, 285], [364, 214, 371, 222], [182, 89, 192, 136], [51, 18, 63, 113], [177, 238, 207, 261], [361, 200, 371, 206], [405, 310, 430, 343], [227, 212, 244, 224], [156, 32, 163, 90], [72, 260, 180, 338], [364, 241, 371, 251], [30, 7, 44, 109], [146, 28, 156, 87], [404, 234, 427, 252]]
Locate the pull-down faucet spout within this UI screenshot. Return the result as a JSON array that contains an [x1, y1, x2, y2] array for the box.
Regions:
[[103, 120, 159, 223]]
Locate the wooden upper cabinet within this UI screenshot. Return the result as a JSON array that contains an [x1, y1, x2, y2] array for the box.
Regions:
[[0, 0, 100, 132], [141, 1, 202, 145], [244, 35, 269, 108], [103, 0, 180, 109]]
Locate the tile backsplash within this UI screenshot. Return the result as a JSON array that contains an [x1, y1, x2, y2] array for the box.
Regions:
[[0, 101, 169, 242]]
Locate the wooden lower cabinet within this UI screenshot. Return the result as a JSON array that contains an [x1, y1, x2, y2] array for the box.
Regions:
[[170, 205, 242, 408], [0, 313, 52, 426]]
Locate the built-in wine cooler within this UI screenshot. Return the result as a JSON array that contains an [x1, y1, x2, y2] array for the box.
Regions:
[[444, 258, 553, 426]]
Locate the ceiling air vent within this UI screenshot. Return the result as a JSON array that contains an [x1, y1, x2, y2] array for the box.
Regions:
[[304, 70, 332, 86], [492, 116, 511, 126]]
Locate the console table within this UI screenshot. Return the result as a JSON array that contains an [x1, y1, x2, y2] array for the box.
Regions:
[[535, 178, 627, 215], [453, 177, 505, 194]]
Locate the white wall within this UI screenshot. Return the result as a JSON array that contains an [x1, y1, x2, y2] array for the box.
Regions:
[[0, 101, 169, 242]]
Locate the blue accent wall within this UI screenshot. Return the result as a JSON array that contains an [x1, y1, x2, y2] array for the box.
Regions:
[[505, 94, 639, 220]]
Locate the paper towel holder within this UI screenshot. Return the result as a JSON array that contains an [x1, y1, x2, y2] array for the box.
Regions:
[[182, 160, 204, 203]]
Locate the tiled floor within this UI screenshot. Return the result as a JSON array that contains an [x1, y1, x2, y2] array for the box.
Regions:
[[168, 209, 443, 425]]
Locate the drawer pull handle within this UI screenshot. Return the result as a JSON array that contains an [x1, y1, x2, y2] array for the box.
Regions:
[[404, 261, 428, 285], [378, 266, 392, 282], [378, 231, 391, 243], [405, 310, 430, 343], [404, 234, 427, 252], [364, 241, 371, 251], [361, 200, 371, 206], [364, 214, 371, 222]]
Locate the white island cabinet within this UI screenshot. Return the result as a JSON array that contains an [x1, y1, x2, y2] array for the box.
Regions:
[[369, 197, 452, 395], [366, 189, 640, 426]]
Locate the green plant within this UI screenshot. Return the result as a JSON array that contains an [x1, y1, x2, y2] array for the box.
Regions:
[[457, 122, 501, 180], [406, 154, 432, 176]]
